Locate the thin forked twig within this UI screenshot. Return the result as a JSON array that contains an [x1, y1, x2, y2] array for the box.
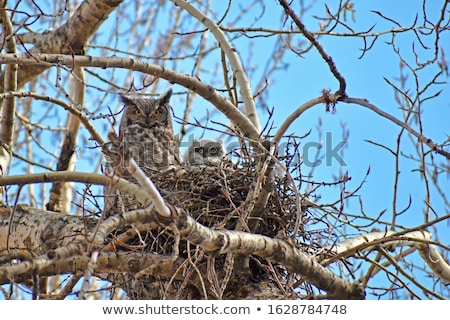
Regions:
[[278, 0, 347, 96]]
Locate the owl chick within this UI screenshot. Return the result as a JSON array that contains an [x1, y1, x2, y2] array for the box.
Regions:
[[185, 139, 226, 166]]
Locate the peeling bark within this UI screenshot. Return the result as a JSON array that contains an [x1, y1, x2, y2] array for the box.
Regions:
[[0, 3, 17, 201], [0, 0, 123, 91], [0, 199, 365, 299]]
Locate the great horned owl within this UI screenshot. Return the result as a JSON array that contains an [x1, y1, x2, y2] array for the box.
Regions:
[[185, 138, 226, 166], [117, 89, 181, 171], [103, 89, 180, 216]]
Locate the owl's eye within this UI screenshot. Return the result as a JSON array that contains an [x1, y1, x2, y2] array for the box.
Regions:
[[209, 147, 218, 155], [134, 109, 142, 116], [152, 109, 160, 117], [195, 147, 204, 155]]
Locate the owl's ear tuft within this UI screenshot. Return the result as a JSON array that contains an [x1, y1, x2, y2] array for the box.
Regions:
[[120, 95, 136, 106], [159, 88, 172, 105]]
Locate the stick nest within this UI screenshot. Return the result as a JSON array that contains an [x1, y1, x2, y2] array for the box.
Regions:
[[151, 161, 299, 238], [110, 159, 305, 299]]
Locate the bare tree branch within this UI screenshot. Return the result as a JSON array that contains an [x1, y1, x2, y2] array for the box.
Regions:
[[127, 158, 171, 218], [273, 96, 324, 145], [278, 0, 347, 96], [171, 0, 262, 132], [0, 2, 17, 197], [343, 97, 450, 159], [0, 90, 104, 145], [174, 212, 364, 299], [0, 201, 365, 299], [0, 0, 447, 300], [47, 66, 85, 213], [0, 53, 261, 140], [0, 0, 124, 91], [0, 169, 364, 299], [417, 240, 450, 283]]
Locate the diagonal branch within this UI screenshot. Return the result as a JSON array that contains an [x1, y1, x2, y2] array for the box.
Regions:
[[175, 212, 364, 299], [417, 240, 450, 283], [127, 158, 171, 218], [343, 96, 450, 159], [0, 168, 364, 299], [324, 230, 450, 284], [124, 152, 363, 298], [171, 0, 262, 132], [279, 0, 346, 96], [0, 53, 261, 141], [271, 92, 449, 160], [0, 0, 124, 91], [273, 96, 324, 145], [0, 90, 104, 145]]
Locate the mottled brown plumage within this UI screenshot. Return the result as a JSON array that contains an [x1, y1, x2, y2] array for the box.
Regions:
[[103, 89, 180, 216]]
